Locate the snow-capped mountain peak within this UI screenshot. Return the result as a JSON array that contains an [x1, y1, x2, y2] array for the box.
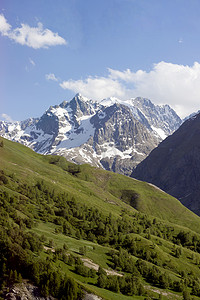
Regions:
[[183, 110, 200, 122], [0, 94, 182, 175], [99, 97, 120, 107], [75, 92, 89, 101]]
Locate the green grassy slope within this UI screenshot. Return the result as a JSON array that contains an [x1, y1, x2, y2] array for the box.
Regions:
[[76, 164, 200, 233], [1, 137, 200, 300], [1, 137, 200, 233]]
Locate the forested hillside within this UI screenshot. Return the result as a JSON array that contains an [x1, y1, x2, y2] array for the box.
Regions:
[[1, 138, 200, 300]]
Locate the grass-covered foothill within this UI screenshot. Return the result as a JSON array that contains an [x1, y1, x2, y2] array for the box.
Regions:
[[1, 137, 200, 299]]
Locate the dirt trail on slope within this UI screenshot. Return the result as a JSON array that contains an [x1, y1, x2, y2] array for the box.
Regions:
[[145, 285, 181, 299], [81, 258, 123, 277]]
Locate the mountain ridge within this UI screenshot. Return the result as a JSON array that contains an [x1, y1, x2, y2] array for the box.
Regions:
[[0, 94, 182, 175]]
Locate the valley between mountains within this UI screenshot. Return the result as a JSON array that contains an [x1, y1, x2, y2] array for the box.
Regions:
[[1, 95, 200, 300]]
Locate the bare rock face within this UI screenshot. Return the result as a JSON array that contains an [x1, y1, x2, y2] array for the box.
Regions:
[[83, 294, 102, 300], [0, 94, 181, 176], [4, 283, 55, 300], [132, 113, 200, 215], [89, 103, 159, 175]]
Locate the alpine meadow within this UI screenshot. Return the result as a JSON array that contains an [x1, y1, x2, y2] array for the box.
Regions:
[[1, 137, 200, 299]]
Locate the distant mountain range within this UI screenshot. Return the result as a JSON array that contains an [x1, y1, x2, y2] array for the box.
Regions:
[[132, 111, 200, 215], [0, 94, 182, 175]]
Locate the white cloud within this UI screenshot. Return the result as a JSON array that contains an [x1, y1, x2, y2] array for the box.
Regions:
[[0, 14, 11, 34], [1, 113, 14, 122], [46, 73, 58, 82], [0, 14, 67, 49], [60, 62, 200, 118], [60, 76, 126, 100]]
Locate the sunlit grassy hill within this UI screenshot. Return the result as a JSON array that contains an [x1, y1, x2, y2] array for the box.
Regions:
[[1, 137, 200, 231], [1, 137, 200, 299]]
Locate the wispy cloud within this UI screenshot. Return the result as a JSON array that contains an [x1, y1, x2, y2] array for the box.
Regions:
[[46, 73, 58, 82], [178, 38, 183, 44], [0, 13, 11, 34], [60, 62, 200, 118], [25, 57, 36, 72], [29, 58, 35, 66], [1, 113, 14, 122], [0, 14, 67, 49]]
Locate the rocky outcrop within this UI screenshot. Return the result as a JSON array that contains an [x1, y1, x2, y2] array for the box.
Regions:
[[3, 282, 55, 300]]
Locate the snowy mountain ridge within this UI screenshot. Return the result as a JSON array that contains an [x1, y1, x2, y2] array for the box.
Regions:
[[0, 94, 182, 175]]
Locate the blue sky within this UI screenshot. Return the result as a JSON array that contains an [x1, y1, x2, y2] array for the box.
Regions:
[[1, 0, 200, 121]]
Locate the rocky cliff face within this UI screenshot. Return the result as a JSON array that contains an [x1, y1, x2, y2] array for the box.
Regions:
[[90, 103, 159, 175], [129, 97, 181, 138], [3, 282, 55, 300], [132, 112, 200, 215], [0, 94, 181, 176]]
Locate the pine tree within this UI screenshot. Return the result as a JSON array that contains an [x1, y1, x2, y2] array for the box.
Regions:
[[18, 273, 22, 283], [182, 289, 191, 300], [97, 274, 107, 288]]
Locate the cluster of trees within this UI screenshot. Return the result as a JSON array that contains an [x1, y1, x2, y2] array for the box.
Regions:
[[1, 171, 200, 298], [107, 247, 200, 296], [109, 248, 139, 273], [0, 170, 8, 184], [74, 258, 96, 278], [48, 247, 96, 278], [97, 267, 145, 296], [3, 177, 200, 255], [0, 236, 81, 299], [44, 243, 200, 298], [192, 279, 200, 297], [30, 259, 81, 299], [0, 194, 81, 299]]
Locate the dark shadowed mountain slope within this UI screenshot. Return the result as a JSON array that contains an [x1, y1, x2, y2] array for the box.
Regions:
[[132, 112, 200, 215]]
